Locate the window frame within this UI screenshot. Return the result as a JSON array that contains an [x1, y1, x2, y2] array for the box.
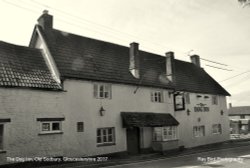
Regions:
[[96, 127, 115, 146], [212, 124, 222, 134], [94, 83, 112, 99], [39, 121, 63, 134], [77, 122, 84, 132], [153, 126, 178, 141], [151, 90, 164, 103], [212, 95, 218, 105], [193, 125, 205, 137]]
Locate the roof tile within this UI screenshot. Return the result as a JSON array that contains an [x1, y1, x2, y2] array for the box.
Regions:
[[0, 41, 61, 90]]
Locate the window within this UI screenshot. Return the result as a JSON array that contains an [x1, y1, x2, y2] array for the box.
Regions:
[[174, 93, 185, 111], [77, 122, 84, 132], [151, 91, 163, 103], [153, 126, 178, 141], [240, 115, 245, 119], [94, 83, 112, 99], [185, 93, 190, 104], [193, 126, 205, 137], [212, 95, 218, 105], [97, 127, 115, 146], [40, 122, 62, 134], [212, 124, 222, 134], [0, 125, 3, 150]]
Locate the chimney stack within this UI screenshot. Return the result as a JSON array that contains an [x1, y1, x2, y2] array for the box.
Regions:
[[37, 10, 53, 30], [190, 55, 201, 67], [129, 42, 140, 78], [165, 52, 175, 82], [229, 103, 232, 109]]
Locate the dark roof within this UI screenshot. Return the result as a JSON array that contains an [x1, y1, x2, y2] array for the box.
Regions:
[[0, 41, 61, 90], [174, 60, 230, 96], [30, 26, 174, 89], [228, 106, 250, 115], [121, 112, 179, 127], [30, 25, 230, 95]]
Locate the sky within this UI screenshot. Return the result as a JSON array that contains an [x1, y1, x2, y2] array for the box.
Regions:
[[0, 0, 250, 107]]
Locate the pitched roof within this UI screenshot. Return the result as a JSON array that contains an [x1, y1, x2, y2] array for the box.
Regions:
[[30, 25, 230, 95], [121, 112, 179, 127], [30, 26, 174, 89], [174, 60, 230, 95], [228, 106, 250, 115], [0, 41, 61, 90]]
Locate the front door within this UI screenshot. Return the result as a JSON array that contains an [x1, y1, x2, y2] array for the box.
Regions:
[[126, 127, 140, 154]]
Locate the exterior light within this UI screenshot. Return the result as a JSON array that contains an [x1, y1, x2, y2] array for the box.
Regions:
[[220, 110, 224, 115], [99, 106, 106, 116]]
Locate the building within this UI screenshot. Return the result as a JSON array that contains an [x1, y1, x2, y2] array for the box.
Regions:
[[228, 104, 250, 134], [0, 11, 230, 164]]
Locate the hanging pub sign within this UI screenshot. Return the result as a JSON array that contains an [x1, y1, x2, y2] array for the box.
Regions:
[[194, 103, 210, 112], [174, 93, 185, 111]]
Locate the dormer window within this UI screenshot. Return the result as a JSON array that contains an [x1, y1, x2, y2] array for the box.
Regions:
[[94, 83, 112, 99], [151, 91, 163, 103]]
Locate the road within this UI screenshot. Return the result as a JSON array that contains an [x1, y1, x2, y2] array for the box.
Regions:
[[103, 145, 250, 168]]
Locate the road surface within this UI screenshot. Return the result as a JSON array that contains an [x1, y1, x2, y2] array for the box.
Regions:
[[103, 145, 250, 168]]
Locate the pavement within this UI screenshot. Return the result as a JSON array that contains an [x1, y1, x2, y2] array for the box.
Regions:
[[2, 139, 250, 168]]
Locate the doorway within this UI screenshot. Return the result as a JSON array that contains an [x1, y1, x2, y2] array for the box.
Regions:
[[126, 127, 140, 154]]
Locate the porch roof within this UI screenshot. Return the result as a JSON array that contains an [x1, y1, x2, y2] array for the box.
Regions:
[[121, 112, 179, 128]]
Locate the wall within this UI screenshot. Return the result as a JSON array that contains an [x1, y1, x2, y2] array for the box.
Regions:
[[175, 93, 230, 148], [0, 88, 65, 164], [61, 79, 174, 157], [0, 80, 230, 164]]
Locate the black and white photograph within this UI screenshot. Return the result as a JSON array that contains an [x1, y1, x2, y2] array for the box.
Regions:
[[0, 0, 250, 167]]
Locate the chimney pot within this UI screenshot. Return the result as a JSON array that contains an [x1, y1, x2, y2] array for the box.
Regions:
[[229, 103, 232, 109], [38, 10, 53, 30], [43, 10, 49, 14]]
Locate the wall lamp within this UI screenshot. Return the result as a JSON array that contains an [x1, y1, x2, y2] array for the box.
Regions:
[[99, 106, 106, 116], [220, 110, 224, 115]]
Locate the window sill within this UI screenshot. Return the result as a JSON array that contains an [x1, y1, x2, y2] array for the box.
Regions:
[[194, 136, 205, 138], [97, 143, 116, 147], [38, 131, 63, 135], [153, 139, 179, 142], [212, 133, 222, 135], [0, 150, 6, 154]]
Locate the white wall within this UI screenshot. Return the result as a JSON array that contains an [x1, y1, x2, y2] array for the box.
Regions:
[[175, 93, 230, 148], [61, 79, 174, 156], [0, 88, 65, 164]]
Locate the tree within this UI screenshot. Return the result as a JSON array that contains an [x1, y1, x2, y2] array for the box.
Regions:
[[238, 0, 250, 7]]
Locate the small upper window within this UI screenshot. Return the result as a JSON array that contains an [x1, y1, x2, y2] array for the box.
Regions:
[[212, 95, 218, 105], [240, 115, 245, 119], [77, 122, 84, 132], [151, 91, 164, 103], [94, 83, 112, 99]]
